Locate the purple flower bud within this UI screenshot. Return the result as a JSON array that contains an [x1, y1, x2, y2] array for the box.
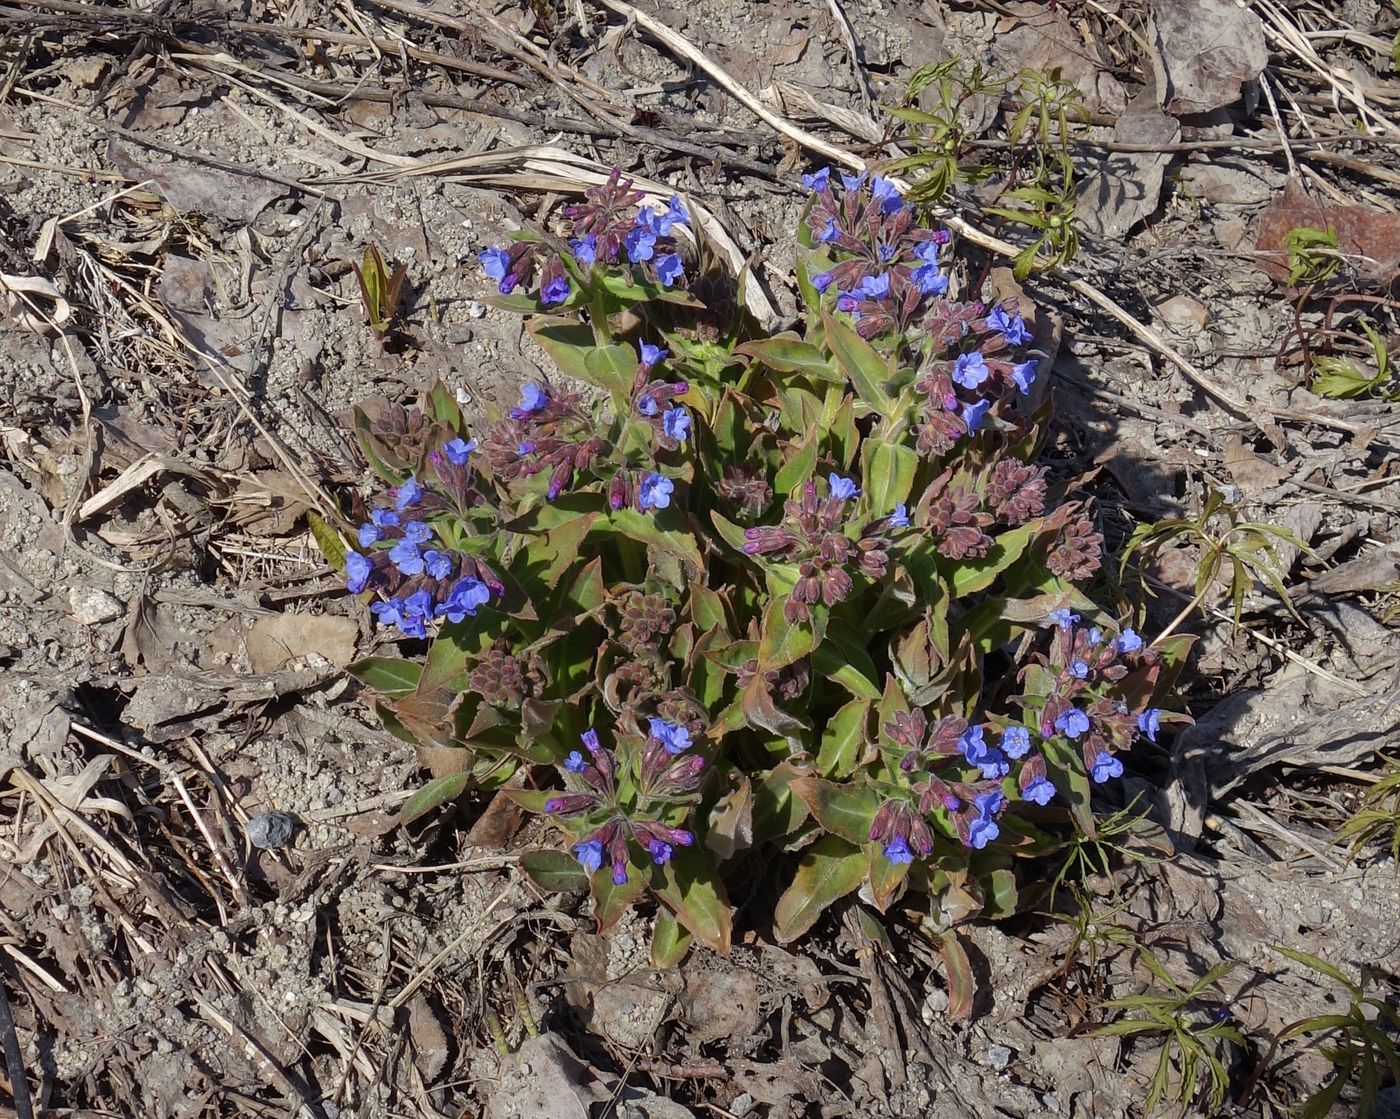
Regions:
[[581, 728, 601, 753], [648, 839, 674, 865], [608, 472, 630, 511], [611, 862, 629, 886]]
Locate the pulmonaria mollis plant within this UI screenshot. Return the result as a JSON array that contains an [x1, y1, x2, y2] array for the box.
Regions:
[[340, 166, 1191, 965]]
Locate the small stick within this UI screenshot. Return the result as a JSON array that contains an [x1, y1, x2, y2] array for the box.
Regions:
[[0, 958, 36, 1119]]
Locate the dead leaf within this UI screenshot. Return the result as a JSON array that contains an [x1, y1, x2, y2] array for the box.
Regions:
[[107, 140, 286, 222], [992, 3, 1127, 113], [1076, 90, 1180, 239], [247, 612, 358, 672], [1256, 177, 1400, 288], [406, 994, 450, 1083], [1221, 435, 1289, 497], [1150, 0, 1267, 114]]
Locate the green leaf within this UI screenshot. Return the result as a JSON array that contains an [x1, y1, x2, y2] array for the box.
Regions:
[[308, 510, 348, 570], [772, 833, 866, 944], [811, 621, 882, 698], [610, 508, 706, 578], [348, 656, 422, 698], [773, 432, 819, 498], [650, 846, 733, 954], [591, 867, 648, 932], [822, 309, 895, 415], [816, 699, 870, 779], [946, 519, 1042, 597], [399, 772, 472, 825], [789, 776, 881, 845], [752, 761, 811, 843], [650, 910, 693, 967], [709, 509, 750, 554], [737, 334, 842, 382], [866, 843, 910, 912], [520, 849, 589, 893], [862, 440, 919, 518], [757, 596, 823, 671]]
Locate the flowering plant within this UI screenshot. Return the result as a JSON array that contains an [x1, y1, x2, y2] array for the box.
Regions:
[[339, 166, 1190, 969]]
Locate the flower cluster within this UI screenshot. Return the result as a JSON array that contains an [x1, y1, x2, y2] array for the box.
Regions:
[[477, 167, 690, 307], [546, 722, 705, 883], [344, 472, 501, 637]]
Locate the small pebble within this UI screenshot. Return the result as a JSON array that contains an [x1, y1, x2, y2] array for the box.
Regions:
[[987, 1043, 1013, 1071], [466, 300, 486, 319], [247, 810, 297, 850], [68, 586, 122, 625], [729, 1094, 755, 1118]]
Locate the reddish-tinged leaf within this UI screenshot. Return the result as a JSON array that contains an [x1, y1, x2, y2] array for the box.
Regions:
[[1256, 178, 1400, 288], [650, 846, 733, 954], [773, 834, 866, 943], [520, 849, 589, 893], [650, 910, 693, 967], [789, 776, 881, 845], [591, 868, 647, 932], [938, 930, 976, 1020], [866, 843, 910, 912]]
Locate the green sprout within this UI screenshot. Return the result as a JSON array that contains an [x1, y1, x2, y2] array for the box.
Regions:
[[352, 243, 408, 341], [1311, 318, 1396, 401]]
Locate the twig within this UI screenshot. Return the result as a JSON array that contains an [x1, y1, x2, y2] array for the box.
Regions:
[[0, 957, 36, 1119]]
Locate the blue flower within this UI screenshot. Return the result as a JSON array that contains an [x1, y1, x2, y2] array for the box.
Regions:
[[816, 218, 841, 243], [423, 549, 454, 580], [1012, 360, 1038, 394], [952, 351, 990, 389], [1137, 708, 1162, 743], [389, 539, 424, 576], [625, 225, 656, 262], [570, 234, 597, 265], [580, 728, 601, 753], [540, 274, 570, 305], [1091, 751, 1124, 783], [443, 437, 475, 465], [812, 270, 835, 294], [402, 520, 432, 545], [371, 597, 406, 630], [854, 272, 890, 300], [1048, 607, 1079, 629], [1023, 774, 1056, 805], [358, 522, 381, 548], [564, 750, 586, 773], [346, 551, 372, 594], [638, 340, 668, 370], [638, 472, 674, 512], [1055, 708, 1091, 740], [478, 247, 510, 282], [654, 253, 684, 287], [612, 863, 629, 886], [572, 838, 605, 874], [959, 726, 1009, 778], [648, 839, 674, 865], [395, 476, 421, 511], [828, 473, 859, 501], [889, 503, 910, 529], [1001, 725, 1031, 759], [870, 175, 903, 213], [435, 577, 491, 623], [967, 814, 999, 850], [840, 171, 865, 191], [517, 441, 537, 456], [664, 195, 688, 229], [915, 241, 940, 265], [802, 166, 831, 191], [511, 382, 549, 420], [878, 243, 896, 262], [961, 398, 991, 433], [913, 262, 948, 296], [663, 407, 691, 442], [884, 835, 914, 865], [1116, 628, 1144, 654], [648, 716, 692, 754], [988, 304, 1031, 345], [370, 508, 401, 528], [637, 396, 660, 417], [399, 589, 434, 638], [975, 789, 1006, 818], [1069, 659, 1090, 680], [1087, 627, 1102, 645]]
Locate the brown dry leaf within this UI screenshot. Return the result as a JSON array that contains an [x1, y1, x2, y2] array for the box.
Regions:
[[1076, 90, 1180, 239], [1256, 177, 1400, 287], [1221, 435, 1289, 496], [1150, 0, 1267, 114], [407, 994, 450, 1083], [991, 3, 1127, 113], [247, 612, 358, 672], [680, 964, 762, 1044], [107, 141, 286, 222]]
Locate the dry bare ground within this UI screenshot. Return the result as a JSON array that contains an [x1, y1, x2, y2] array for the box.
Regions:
[[2, 1, 1400, 1117]]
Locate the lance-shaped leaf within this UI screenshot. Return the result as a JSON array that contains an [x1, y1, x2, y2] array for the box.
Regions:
[[520, 849, 589, 893], [822, 308, 895, 415], [737, 334, 841, 382], [773, 833, 866, 943], [937, 930, 977, 1020], [399, 772, 472, 825], [866, 842, 911, 913], [649, 846, 733, 954], [816, 698, 870, 779], [862, 440, 919, 519], [789, 776, 881, 845], [348, 656, 421, 698], [650, 910, 693, 968]]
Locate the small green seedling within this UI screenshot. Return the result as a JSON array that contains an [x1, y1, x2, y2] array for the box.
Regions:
[[1311, 319, 1396, 401], [352, 243, 408, 340], [1336, 755, 1400, 864], [1089, 950, 1245, 1116], [1282, 226, 1342, 287]]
